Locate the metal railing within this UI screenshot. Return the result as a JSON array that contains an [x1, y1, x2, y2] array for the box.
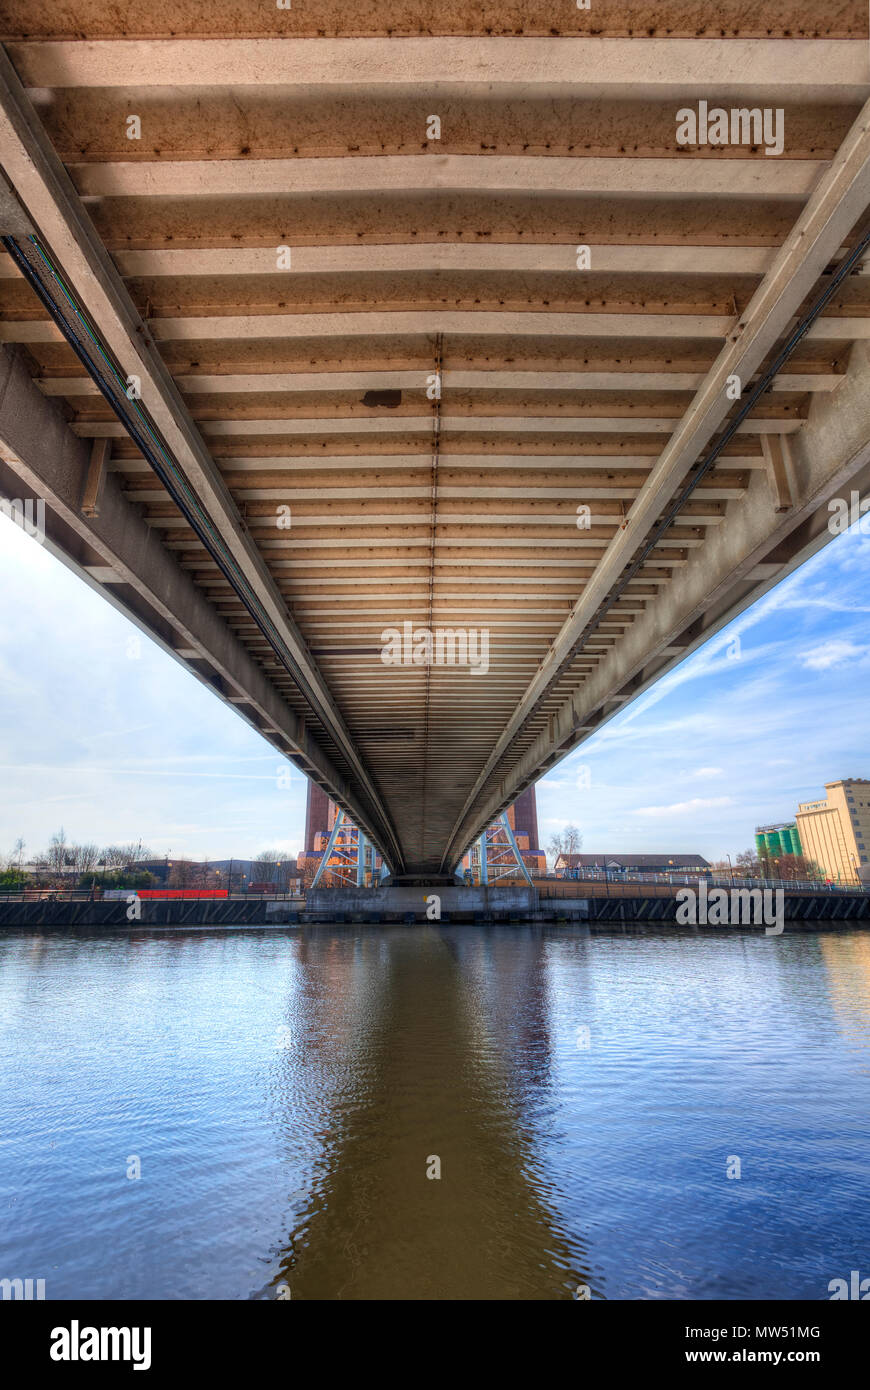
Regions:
[[0, 887, 306, 903], [2, 873, 866, 904], [543, 869, 868, 895]]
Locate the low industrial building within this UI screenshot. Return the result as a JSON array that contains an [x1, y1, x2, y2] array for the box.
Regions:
[[554, 853, 711, 879]]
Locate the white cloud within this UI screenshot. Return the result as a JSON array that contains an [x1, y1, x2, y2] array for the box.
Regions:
[[633, 796, 734, 817], [801, 639, 869, 671]]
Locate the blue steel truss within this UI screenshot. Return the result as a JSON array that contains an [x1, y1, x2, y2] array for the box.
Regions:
[[310, 810, 380, 889], [464, 812, 534, 886]]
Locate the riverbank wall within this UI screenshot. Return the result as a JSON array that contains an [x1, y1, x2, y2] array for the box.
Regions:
[[1, 886, 869, 929]]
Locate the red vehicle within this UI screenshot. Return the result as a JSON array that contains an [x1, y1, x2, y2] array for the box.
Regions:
[[138, 889, 228, 899]]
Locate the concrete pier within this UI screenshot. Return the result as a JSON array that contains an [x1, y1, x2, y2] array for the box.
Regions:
[[304, 883, 543, 922]]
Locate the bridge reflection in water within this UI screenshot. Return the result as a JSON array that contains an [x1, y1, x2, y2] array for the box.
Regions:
[[264, 926, 590, 1300]]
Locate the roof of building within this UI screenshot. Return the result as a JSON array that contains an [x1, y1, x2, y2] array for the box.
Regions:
[[555, 853, 711, 869]]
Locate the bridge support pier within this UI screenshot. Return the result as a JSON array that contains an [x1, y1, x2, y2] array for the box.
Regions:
[[305, 883, 540, 922]]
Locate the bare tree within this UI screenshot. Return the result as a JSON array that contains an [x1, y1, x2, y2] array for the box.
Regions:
[[299, 858, 318, 891], [547, 824, 583, 867], [755, 849, 824, 883], [45, 829, 69, 875], [50, 828, 69, 872], [253, 849, 284, 884], [547, 830, 566, 860], [776, 854, 823, 883], [27, 830, 69, 884], [101, 842, 152, 867], [72, 843, 100, 874], [189, 859, 220, 889], [168, 858, 193, 888]]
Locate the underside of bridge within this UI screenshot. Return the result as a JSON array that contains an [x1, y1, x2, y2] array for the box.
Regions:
[[2, 6, 870, 875]]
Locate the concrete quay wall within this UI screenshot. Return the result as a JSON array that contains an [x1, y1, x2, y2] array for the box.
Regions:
[[0, 888, 868, 929]]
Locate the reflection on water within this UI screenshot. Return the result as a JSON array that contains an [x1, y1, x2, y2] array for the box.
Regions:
[[268, 928, 584, 1299], [0, 925, 869, 1299]]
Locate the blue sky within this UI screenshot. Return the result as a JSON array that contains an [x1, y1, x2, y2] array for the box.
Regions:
[[0, 509, 868, 865]]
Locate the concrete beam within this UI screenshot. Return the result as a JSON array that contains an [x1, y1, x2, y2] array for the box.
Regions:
[[761, 432, 798, 512], [5, 313, 864, 345], [79, 436, 108, 517], [36, 370, 839, 395], [10, 246, 780, 279], [140, 313, 867, 343], [74, 415, 801, 437], [9, 38, 867, 96], [69, 155, 823, 199], [113, 455, 757, 480]]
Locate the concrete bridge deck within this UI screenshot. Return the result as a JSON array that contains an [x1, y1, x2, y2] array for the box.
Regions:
[[2, 8, 870, 873]]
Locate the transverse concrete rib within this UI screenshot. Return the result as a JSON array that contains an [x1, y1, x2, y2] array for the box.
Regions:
[[8, 38, 869, 94]]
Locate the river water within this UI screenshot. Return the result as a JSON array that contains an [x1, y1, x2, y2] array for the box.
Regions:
[[1, 925, 868, 1300]]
